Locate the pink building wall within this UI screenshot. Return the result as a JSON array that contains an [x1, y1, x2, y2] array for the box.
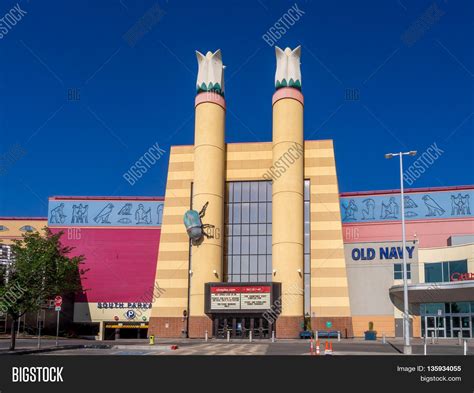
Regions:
[[342, 218, 474, 248], [51, 228, 161, 303]]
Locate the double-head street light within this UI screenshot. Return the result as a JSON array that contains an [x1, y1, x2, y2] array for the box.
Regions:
[[385, 150, 417, 355]]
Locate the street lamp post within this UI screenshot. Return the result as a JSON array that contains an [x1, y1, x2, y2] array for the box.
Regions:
[[385, 150, 417, 355]]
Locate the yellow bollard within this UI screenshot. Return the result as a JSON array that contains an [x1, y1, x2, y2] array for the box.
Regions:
[[149, 335, 155, 345]]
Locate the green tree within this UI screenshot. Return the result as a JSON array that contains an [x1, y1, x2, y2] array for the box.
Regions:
[[0, 228, 86, 350]]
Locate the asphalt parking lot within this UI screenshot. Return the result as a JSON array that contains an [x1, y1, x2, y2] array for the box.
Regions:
[[0, 337, 468, 356]]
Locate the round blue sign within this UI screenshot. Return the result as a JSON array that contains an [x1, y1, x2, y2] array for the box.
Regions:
[[126, 310, 136, 319]]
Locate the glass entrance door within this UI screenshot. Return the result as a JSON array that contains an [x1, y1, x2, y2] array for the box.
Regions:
[[425, 316, 446, 338], [452, 316, 472, 338]]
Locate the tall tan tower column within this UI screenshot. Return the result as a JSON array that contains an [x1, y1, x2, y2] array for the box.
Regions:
[[272, 46, 304, 338], [188, 50, 226, 337]]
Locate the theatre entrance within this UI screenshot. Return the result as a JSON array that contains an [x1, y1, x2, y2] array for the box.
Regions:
[[212, 315, 274, 339]]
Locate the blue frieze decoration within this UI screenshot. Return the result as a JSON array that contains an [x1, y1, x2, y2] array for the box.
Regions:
[[340, 190, 473, 223], [48, 199, 164, 227]]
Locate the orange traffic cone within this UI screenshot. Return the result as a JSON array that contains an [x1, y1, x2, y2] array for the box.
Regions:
[[315, 340, 320, 355], [325, 341, 333, 355]]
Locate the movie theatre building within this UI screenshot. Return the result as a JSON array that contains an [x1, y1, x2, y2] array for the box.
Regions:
[[148, 47, 353, 339], [341, 186, 474, 338]]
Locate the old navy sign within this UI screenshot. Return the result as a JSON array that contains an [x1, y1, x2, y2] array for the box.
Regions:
[[351, 246, 416, 261]]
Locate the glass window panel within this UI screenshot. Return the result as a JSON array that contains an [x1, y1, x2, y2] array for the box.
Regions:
[[242, 182, 250, 202], [258, 255, 266, 273], [232, 256, 240, 273], [304, 254, 310, 273], [304, 180, 310, 201], [234, 182, 242, 202], [449, 260, 468, 277], [250, 224, 258, 236], [233, 237, 240, 253], [425, 303, 444, 314], [226, 258, 232, 275], [304, 233, 310, 254], [241, 256, 249, 274], [304, 221, 310, 234], [233, 225, 241, 236], [233, 204, 241, 224], [226, 236, 232, 255], [251, 182, 259, 202], [267, 203, 272, 222], [424, 263, 442, 283], [226, 204, 232, 223], [266, 182, 272, 202], [259, 182, 267, 201], [267, 236, 272, 254], [451, 302, 470, 313], [267, 223, 272, 235], [442, 262, 449, 282], [250, 203, 258, 223], [250, 256, 258, 273], [258, 236, 266, 254], [394, 272, 402, 280], [233, 257, 241, 274], [266, 274, 272, 282], [445, 303, 451, 313], [241, 236, 249, 255], [249, 274, 258, 282], [258, 203, 266, 223], [258, 274, 267, 282], [227, 183, 233, 203], [250, 236, 258, 254], [241, 202, 250, 223], [258, 223, 266, 235], [242, 224, 250, 235], [304, 201, 310, 222], [267, 255, 272, 272], [241, 275, 249, 283]]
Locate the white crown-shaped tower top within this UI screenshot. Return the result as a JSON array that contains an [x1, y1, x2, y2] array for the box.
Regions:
[[196, 49, 225, 96], [275, 46, 301, 90]]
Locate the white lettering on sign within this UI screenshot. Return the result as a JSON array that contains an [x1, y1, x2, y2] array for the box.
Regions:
[[241, 293, 271, 310]]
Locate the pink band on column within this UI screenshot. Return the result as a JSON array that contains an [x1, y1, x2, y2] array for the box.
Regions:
[[272, 88, 304, 106], [195, 92, 226, 110]]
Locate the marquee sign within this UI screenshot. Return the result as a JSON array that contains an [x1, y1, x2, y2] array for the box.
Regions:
[[205, 283, 281, 314]]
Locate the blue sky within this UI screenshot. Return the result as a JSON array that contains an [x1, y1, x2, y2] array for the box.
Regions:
[[0, 0, 473, 217]]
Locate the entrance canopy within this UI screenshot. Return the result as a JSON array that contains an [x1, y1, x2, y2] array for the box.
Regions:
[[389, 281, 474, 315]]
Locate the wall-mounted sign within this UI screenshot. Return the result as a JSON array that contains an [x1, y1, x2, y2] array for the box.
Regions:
[[97, 302, 152, 309], [450, 272, 474, 281], [340, 189, 473, 223], [48, 199, 164, 227], [351, 245, 416, 261], [205, 283, 280, 314]]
